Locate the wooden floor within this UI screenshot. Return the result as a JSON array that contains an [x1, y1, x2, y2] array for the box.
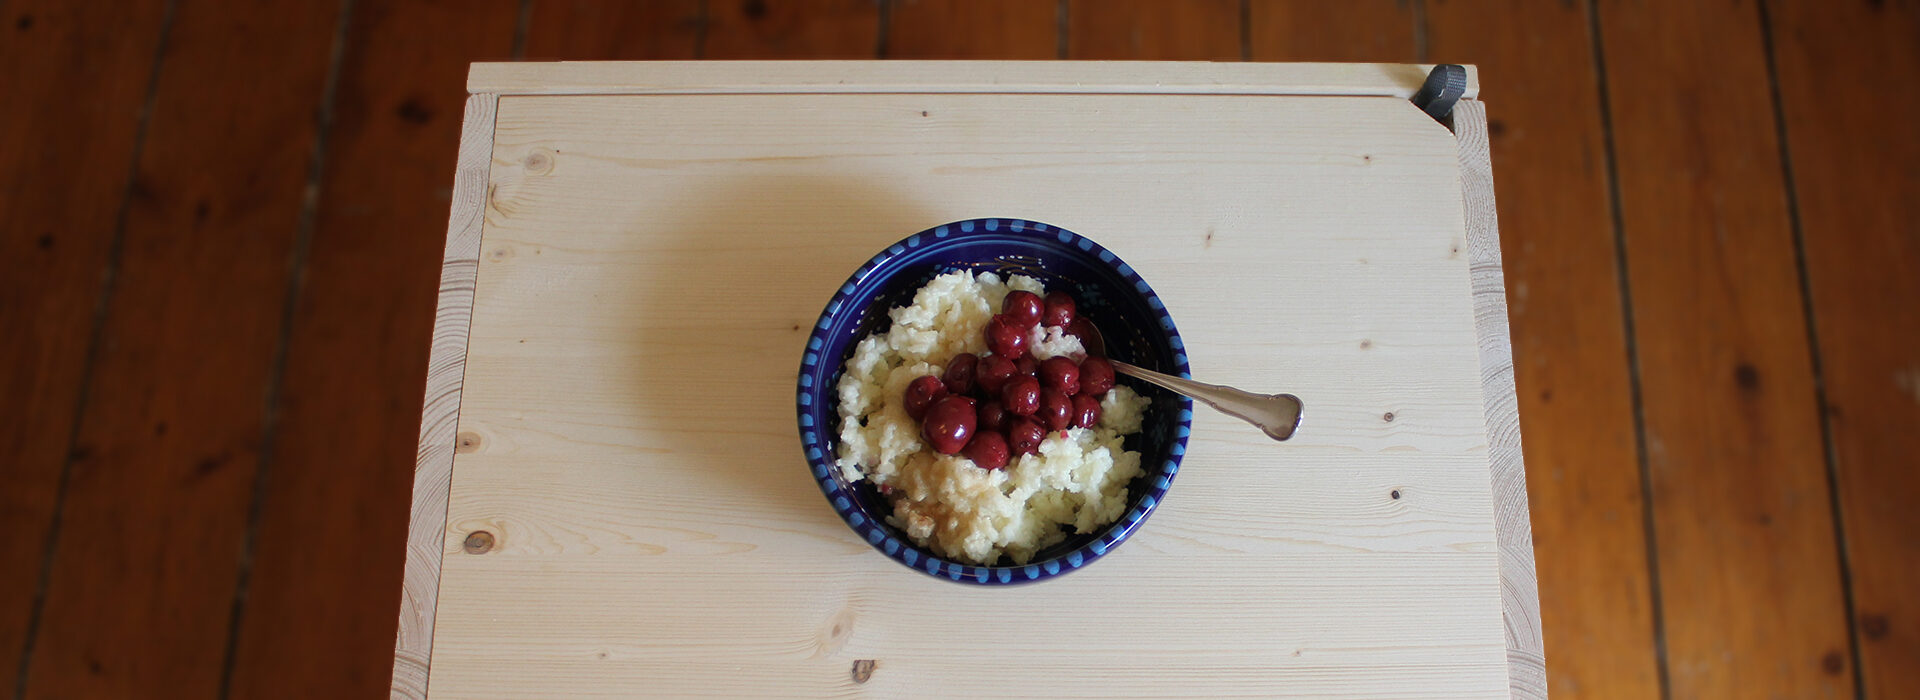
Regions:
[[1, 1, 1914, 698]]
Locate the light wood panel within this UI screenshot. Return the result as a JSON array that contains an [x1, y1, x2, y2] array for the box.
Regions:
[[886, 0, 1057, 59], [390, 93, 499, 700], [19, 0, 343, 696], [1066, 0, 1241, 60], [425, 88, 1509, 697], [1453, 99, 1545, 700], [467, 60, 1477, 97], [0, 1, 170, 690], [1246, 13, 1543, 695], [1428, 1, 1663, 697], [226, 3, 520, 700], [1766, 0, 1920, 695], [1597, 0, 1854, 696]]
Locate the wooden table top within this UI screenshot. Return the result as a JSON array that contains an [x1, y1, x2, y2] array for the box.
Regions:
[[395, 61, 1539, 699]]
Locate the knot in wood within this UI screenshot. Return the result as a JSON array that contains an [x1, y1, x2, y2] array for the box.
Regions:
[[462, 530, 495, 554]]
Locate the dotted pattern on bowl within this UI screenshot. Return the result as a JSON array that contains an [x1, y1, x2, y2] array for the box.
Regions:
[[797, 218, 1193, 584]]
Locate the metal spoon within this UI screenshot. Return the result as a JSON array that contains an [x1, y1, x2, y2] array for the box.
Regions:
[[1069, 318, 1304, 442]]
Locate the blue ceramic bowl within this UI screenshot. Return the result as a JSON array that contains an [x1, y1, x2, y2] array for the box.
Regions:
[[796, 218, 1194, 584]]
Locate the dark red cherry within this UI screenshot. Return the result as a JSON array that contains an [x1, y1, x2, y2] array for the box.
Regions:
[[1071, 394, 1102, 429], [961, 430, 1010, 470], [921, 395, 977, 455], [903, 375, 947, 420], [1078, 356, 1116, 397], [985, 314, 1028, 358], [1039, 356, 1080, 395], [1001, 376, 1041, 416], [1006, 417, 1046, 457], [1036, 388, 1072, 431], [1042, 291, 1076, 328], [1013, 353, 1038, 379], [976, 400, 1008, 432], [1001, 290, 1044, 328], [976, 354, 1017, 395], [944, 353, 979, 395]]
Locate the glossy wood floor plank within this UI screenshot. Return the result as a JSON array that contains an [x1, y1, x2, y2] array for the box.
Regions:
[[1428, 1, 1664, 697], [1766, 0, 1920, 695], [1596, 0, 1855, 695]]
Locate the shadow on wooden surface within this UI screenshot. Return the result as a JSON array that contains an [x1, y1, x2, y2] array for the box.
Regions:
[[622, 174, 942, 528]]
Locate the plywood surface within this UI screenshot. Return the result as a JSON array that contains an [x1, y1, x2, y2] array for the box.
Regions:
[[418, 82, 1516, 698]]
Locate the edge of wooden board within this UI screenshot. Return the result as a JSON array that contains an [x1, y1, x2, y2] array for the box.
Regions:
[[394, 86, 1532, 698], [1452, 99, 1548, 699], [467, 60, 1479, 99], [390, 92, 497, 700]]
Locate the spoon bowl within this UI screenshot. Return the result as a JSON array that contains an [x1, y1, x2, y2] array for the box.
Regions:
[[1070, 317, 1303, 441]]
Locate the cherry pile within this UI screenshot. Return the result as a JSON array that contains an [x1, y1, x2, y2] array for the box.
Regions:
[[903, 290, 1119, 471]]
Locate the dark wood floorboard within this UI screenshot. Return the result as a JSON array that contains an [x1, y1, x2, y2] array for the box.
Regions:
[[522, 0, 702, 61], [1247, 0, 1414, 62], [0, 1, 172, 694], [17, 0, 343, 696], [1596, 0, 1856, 696], [1426, 1, 1665, 697], [1766, 0, 1920, 695], [222, 3, 522, 699], [3, 2, 1914, 697], [703, 0, 882, 59], [1066, 0, 1241, 60], [886, 0, 1056, 59]]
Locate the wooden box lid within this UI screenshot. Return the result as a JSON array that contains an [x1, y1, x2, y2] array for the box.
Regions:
[[395, 61, 1539, 699]]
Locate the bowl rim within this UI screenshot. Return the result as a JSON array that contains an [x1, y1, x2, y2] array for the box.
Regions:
[[796, 218, 1193, 585]]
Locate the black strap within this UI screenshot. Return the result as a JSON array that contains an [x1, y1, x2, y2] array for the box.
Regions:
[[1412, 64, 1468, 122]]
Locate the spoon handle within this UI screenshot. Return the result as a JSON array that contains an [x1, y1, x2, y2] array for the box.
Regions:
[[1111, 360, 1303, 442]]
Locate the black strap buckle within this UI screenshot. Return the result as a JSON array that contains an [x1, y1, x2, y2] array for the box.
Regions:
[[1412, 64, 1469, 122]]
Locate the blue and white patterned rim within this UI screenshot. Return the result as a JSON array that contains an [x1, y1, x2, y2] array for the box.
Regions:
[[796, 218, 1194, 584]]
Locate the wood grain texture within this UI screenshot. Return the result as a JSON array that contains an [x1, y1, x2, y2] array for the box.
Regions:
[[1597, 0, 1854, 696], [425, 88, 1508, 697], [467, 60, 1477, 98], [1453, 100, 1545, 700], [703, 0, 881, 59], [17, 0, 342, 696], [1248, 0, 1417, 62], [1245, 12, 1542, 693], [390, 92, 498, 700], [885, 0, 1057, 59], [1766, 0, 1920, 695], [0, 1, 170, 691], [1066, 0, 1241, 60], [226, 3, 519, 700], [1246, 11, 1546, 694], [1429, 1, 1661, 697], [522, 0, 703, 60]]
